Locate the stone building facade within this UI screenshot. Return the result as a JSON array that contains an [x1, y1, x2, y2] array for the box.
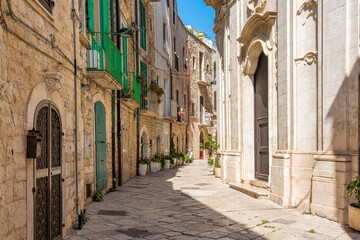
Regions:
[[205, 0, 360, 224], [186, 26, 217, 160]]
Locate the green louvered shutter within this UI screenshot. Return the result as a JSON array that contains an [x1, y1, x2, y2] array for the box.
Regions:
[[122, 24, 129, 91], [87, 0, 95, 32], [139, 1, 146, 51]]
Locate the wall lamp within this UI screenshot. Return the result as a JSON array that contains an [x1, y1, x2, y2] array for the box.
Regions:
[[81, 83, 91, 92]]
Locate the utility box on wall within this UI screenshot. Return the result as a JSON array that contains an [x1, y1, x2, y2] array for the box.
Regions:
[[26, 129, 42, 158]]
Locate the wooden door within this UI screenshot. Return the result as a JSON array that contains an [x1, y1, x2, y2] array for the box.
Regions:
[[254, 53, 269, 182], [95, 101, 107, 190], [34, 102, 62, 240]]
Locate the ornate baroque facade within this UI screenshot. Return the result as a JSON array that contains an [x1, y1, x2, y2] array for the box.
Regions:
[[205, 0, 360, 223]]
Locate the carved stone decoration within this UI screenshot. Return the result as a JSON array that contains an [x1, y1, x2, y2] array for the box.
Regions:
[[247, 0, 267, 14], [294, 51, 318, 66], [44, 72, 62, 94], [297, 0, 317, 15], [297, 0, 317, 25]]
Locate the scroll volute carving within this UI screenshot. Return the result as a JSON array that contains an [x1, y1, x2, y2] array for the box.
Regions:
[[247, 0, 267, 14], [44, 72, 62, 94]]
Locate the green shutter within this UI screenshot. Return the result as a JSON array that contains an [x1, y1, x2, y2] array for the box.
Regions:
[[140, 61, 147, 88], [122, 24, 129, 92], [139, 1, 146, 51], [100, 0, 110, 48], [87, 0, 95, 32]]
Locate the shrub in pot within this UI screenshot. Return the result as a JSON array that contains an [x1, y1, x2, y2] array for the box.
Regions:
[[184, 154, 191, 164], [170, 153, 177, 167], [139, 157, 149, 176], [179, 152, 185, 165], [347, 176, 360, 231]]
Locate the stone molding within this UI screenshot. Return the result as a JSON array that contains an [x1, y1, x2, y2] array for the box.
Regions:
[[247, 0, 267, 14], [44, 72, 62, 94], [294, 51, 318, 65], [243, 36, 273, 75]]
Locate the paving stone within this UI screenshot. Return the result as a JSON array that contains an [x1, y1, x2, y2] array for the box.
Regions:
[[66, 161, 360, 240]]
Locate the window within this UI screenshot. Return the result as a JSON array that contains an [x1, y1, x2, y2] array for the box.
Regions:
[[199, 52, 204, 80], [192, 57, 196, 69], [176, 90, 179, 105], [163, 23, 168, 50], [149, 17, 153, 31], [139, 0, 146, 50], [214, 91, 217, 112], [214, 62, 216, 80], [173, 38, 177, 52], [172, 0, 176, 25], [183, 47, 186, 69], [184, 94, 187, 109], [38, 0, 53, 14], [79, 0, 86, 33]]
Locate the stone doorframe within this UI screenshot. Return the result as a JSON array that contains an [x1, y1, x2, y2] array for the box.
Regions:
[[238, 12, 277, 185], [26, 73, 66, 239]]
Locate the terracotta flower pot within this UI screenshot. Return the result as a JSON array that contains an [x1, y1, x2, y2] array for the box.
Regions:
[[349, 204, 360, 231]]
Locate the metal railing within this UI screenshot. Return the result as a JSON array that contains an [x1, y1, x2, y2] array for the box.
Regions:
[[87, 32, 122, 85]]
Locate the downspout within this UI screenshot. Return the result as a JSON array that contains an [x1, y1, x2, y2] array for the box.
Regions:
[[110, 0, 117, 189], [116, 0, 122, 185], [186, 39, 190, 148], [71, 0, 80, 229], [111, 91, 116, 189], [135, 0, 140, 175]]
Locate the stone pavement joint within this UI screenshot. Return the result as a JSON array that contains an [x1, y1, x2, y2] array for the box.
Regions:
[[65, 160, 360, 240]]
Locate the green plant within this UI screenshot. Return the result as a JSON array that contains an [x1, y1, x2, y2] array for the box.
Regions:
[[302, 211, 312, 215], [160, 155, 165, 168], [208, 158, 214, 166], [347, 176, 360, 208], [92, 190, 104, 202], [170, 134, 176, 155], [184, 154, 191, 163], [309, 229, 316, 234], [178, 152, 185, 158], [214, 160, 221, 168], [140, 157, 150, 165], [80, 210, 88, 225]]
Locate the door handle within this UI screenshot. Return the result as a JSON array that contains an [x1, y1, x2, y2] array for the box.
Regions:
[[100, 141, 106, 143], [101, 160, 104, 162]]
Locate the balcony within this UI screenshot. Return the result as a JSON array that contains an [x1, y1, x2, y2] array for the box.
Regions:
[[121, 73, 141, 106], [87, 32, 123, 90]]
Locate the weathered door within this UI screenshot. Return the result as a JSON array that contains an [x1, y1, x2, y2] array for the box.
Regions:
[[254, 53, 269, 182], [95, 101, 107, 190], [34, 101, 62, 240]]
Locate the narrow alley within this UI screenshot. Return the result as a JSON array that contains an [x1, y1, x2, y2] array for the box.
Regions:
[[66, 161, 360, 240]]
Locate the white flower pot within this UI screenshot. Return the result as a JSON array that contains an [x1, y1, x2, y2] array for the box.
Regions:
[[157, 162, 161, 171], [349, 204, 360, 231], [165, 160, 170, 169], [180, 157, 184, 165], [214, 167, 221, 178], [172, 159, 176, 168], [139, 164, 147, 176], [150, 162, 158, 173]]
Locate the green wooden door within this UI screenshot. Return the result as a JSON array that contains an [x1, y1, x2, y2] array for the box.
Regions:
[[95, 101, 107, 190]]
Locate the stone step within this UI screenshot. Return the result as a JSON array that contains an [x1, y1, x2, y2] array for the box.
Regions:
[[250, 179, 269, 189], [229, 182, 269, 199]]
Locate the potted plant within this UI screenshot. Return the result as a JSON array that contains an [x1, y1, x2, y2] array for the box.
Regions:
[[347, 176, 360, 231], [150, 156, 158, 173], [208, 157, 214, 167], [139, 157, 149, 176], [170, 153, 177, 167], [214, 159, 221, 178], [164, 155, 171, 170], [184, 154, 191, 164]]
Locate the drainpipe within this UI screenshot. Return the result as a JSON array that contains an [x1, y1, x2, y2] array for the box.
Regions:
[[115, 0, 122, 185], [111, 91, 116, 189], [135, 0, 140, 175], [186, 39, 190, 148], [71, 0, 80, 229]]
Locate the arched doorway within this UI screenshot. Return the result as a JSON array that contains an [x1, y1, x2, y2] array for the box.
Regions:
[[254, 53, 269, 181], [95, 101, 107, 190], [34, 101, 62, 239], [200, 132, 204, 159], [141, 132, 148, 158]]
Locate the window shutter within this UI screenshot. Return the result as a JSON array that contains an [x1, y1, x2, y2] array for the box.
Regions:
[[140, 1, 146, 51], [87, 0, 95, 32], [38, 0, 53, 14]]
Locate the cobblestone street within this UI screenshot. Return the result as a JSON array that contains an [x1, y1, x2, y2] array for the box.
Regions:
[[66, 161, 360, 240]]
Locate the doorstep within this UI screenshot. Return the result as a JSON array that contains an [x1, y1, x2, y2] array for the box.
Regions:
[[229, 182, 269, 199]]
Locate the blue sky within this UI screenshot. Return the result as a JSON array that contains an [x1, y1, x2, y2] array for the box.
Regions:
[[177, 0, 215, 41]]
